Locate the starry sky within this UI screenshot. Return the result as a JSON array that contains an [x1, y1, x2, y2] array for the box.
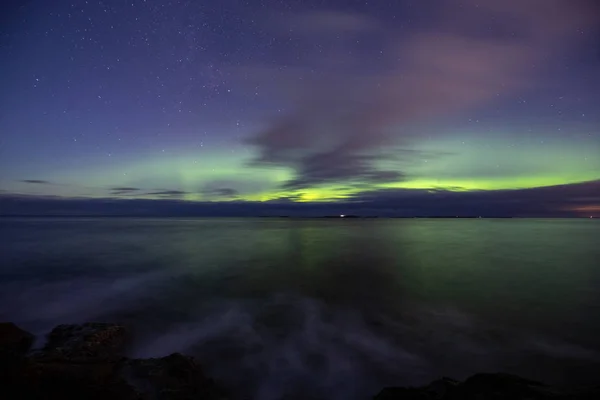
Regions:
[[1, 0, 599, 216]]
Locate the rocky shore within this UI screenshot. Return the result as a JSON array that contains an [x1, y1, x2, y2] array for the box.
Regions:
[[1, 322, 599, 400]]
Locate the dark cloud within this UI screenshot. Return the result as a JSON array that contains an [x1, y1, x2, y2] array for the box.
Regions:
[[281, 152, 405, 189], [1, 180, 598, 218], [263, 194, 305, 203], [145, 190, 188, 198], [109, 187, 189, 198], [245, 0, 599, 190], [20, 180, 50, 184], [202, 187, 239, 199], [110, 187, 141, 196], [200, 179, 274, 198]]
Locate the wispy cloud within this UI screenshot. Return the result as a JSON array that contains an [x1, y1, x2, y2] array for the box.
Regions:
[[20, 179, 51, 184], [244, 0, 599, 191], [285, 10, 381, 35]]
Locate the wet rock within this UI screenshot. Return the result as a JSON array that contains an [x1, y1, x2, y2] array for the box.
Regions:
[[121, 352, 228, 400], [0, 323, 35, 387], [35, 323, 127, 362], [375, 386, 438, 400], [374, 377, 459, 400], [1, 322, 229, 400], [455, 372, 559, 399], [425, 377, 460, 398], [374, 373, 600, 400], [13, 359, 137, 400], [4, 322, 599, 400], [573, 386, 600, 400], [0, 322, 34, 356], [0, 322, 134, 400]]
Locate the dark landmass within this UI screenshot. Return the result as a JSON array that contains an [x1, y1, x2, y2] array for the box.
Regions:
[[261, 215, 515, 219], [1, 322, 599, 400], [321, 215, 365, 218], [10, 215, 597, 219]]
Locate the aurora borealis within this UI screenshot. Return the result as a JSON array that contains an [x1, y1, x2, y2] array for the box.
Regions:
[[1, 0, 599, 216]]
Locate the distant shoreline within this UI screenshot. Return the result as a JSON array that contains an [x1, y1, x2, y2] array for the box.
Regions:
[[1, 215, 596, 219]]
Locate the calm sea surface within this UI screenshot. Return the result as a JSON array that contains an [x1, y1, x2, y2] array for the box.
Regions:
[[1, 218, 599, 399]]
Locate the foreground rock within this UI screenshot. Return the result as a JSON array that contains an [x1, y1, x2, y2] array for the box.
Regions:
[[0, 323, 227, 400], [1, 322, 599, 399], [374, 373, 600, 400], [123, 353, 227, 400], [0, 322, 34, 357], [36, 322, 127, 362], [0, 322, 35, 386]]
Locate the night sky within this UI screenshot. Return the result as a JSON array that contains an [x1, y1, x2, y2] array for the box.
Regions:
[[1, 0, 599, 216]]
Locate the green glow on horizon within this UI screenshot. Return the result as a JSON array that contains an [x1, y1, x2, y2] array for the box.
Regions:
[[6, 130, 598, 203], [40, 157, 599, 202]]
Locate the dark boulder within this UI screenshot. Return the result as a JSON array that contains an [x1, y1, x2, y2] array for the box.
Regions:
[[375, 387, 438, 400], [374, 377, 459, 400], [0, 322, 34, 356], [34, 322, 127, 362], [121, 352, 227, 400], [0, 323, 36, 387], [453, 373, 560, 399], [13, 358, 138, 400], [4, 322, 600, 400], [1, 322, 229, 400], [374, 373, 600, 400], [1, 323, 134, 400], [425, 377, 460, 398]]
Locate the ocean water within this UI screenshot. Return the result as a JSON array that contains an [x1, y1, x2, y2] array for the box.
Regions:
[[1, 217, 599, 399]]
